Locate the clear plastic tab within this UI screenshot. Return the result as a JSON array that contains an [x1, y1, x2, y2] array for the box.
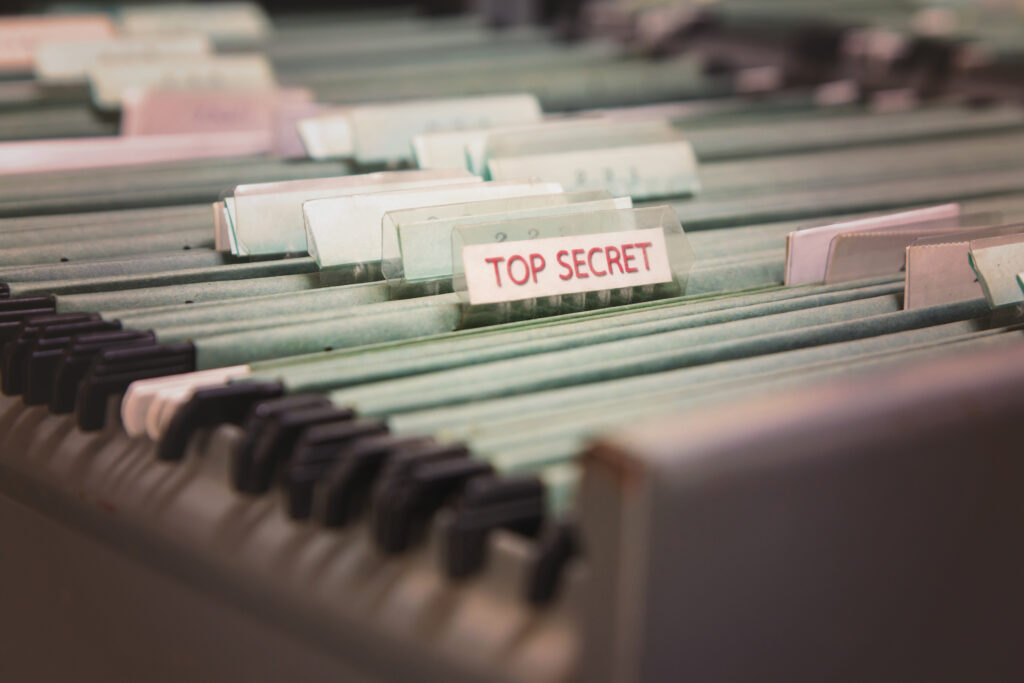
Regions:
[[34, 33, 211, 85], [452, 205, 694, 321], [299, 93, 542, 164], [303, 179, 561, 269], [88, 54, 276, 111], [969, 233, 1024, 308], [383, 191, 629, 284], [228, 169, 475, 257], [412, 115, 607, 174], [118, 2, 273, 47], [484, 119, 678, 160], [484, 121, 700, 199]]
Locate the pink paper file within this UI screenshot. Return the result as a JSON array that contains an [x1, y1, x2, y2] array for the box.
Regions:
[[120, 87, 313, 136], [0, 130, 271, 175], [272, 99, 328, 159], [0, 14, 114, 72], [784, 204, 961, 285]]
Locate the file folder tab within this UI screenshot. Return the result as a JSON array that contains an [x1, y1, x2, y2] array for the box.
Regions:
[[34, 34, 211, 85], [453, 205, 693, 305], [303, 180, 561, 269], [121, 87, 311, 137], [0, 130, 271, 176], [298, 94, 543, 164], [0, 14, 114, 73], [228, 169, 475, 256], [902, 223, 1024, 310], [88, 54, 277, 111], [785, 204, 961, 285], [969, 233, 1024, 308], [485, 120, 700, 199], [118, 2, 272, 47], [383, 191, 627, 284], [824, 213, 999, 284], [415, 117, 610, 175]]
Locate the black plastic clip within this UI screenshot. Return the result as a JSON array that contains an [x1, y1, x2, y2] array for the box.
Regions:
[[232, 396, 354, 494], [312, 434, 432, 528], [370, 443, 492, 554], [49, 330, 155, 413], [524, 518, 581, 606], [156, 381, 286, 462], [441, 475, 546, 579], [1, 312, 101, 396], [19, 319, 122, 403], [75, 342, 196, 431], [284, 418, 389, 520]]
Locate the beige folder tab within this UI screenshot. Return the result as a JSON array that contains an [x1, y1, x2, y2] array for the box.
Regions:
[[785, 204, 960, 285], [969, 232, 1024, 308], [34, 33, 210, 84], [0, 14, 114, 73], [89, 54, 277, 111], [824, 213, 999, 284], [905, 223, 1024, 310]]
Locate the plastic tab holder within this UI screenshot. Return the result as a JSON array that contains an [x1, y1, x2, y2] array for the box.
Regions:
[[452, 205, 695, 326], [484, 120, 700, 200], [382, 192, 632, 298], [298, 94, 542, 165], [226, 169, 477, 257], [303, 180, 564, 270]]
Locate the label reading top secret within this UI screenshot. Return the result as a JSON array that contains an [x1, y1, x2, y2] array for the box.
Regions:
[[462, 227, 672, 305]]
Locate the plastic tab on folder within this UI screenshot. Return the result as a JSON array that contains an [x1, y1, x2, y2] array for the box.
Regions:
[[303, 179, 563, 269], [453, 205, 694, 305], [413, 117, 609, 175], [485, 120, 700, 199], [34, 34, 211, 85], [969, 233, 1024, 308], [118, 2, 273, 47], [298, 94, 543, 164], [0, 14, 114, 73], [88, 54, 277, 111], [904, 223, 1024, 310], [383, 191, 630, 284], [228, 169, 477, 257]]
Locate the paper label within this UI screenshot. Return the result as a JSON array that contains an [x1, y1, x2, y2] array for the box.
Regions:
[[118, 3, 272, 45], [395, 195, 628, 282], [0, 14, 114, 72], [462, 227, 672, 305], [487, 141, 700, 200], [34, 33, 210, 84], [121, 87, 311, 136], [300, 94, 542, 163], [88, 54, 276, 110], [303, 180, 558, 268]]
